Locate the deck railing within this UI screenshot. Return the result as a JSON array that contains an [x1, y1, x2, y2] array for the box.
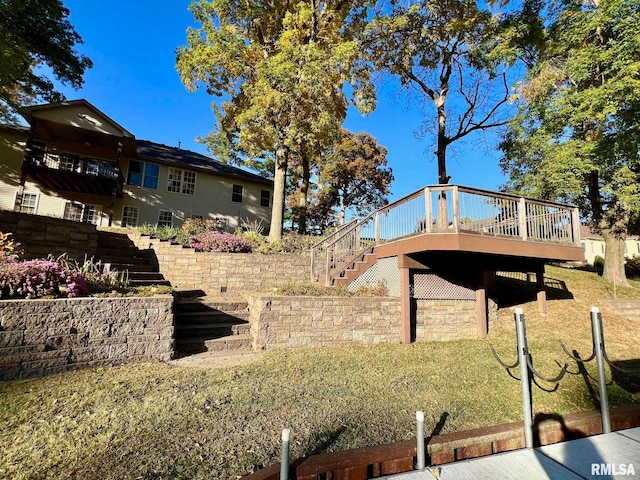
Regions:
[[311, 185, 580, 285], [28, 148, 120, 179]]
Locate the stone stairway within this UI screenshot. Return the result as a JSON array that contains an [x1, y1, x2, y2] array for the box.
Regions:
[[173, 296, 254, 361], [598, 299, 640, 321], [96, 230, 170, 287]]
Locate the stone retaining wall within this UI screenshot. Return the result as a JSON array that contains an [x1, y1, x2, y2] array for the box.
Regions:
[[0, 210, 98, 261], [247, 295, 495, 349], [129, 234, 311, 293], [416, 299, 498, 342], [0, 295, 174, 380]]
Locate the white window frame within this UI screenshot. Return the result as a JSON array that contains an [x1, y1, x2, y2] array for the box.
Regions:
[[121, 205, 140, 228], [18, 192, 39, 214], [158, 209, 173, 227], [167, 168, 196, 195], [63, 201, 100, 225]]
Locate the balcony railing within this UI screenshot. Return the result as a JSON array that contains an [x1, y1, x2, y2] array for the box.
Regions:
[[311, 185, 581, 284], [28, 149, 119, 179]]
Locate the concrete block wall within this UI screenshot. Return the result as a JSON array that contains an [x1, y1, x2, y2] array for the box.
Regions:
[[0, 210, 98, 261], [248, 295, 403, 349], [0, 295, 174, 380], [415, 299, 498, 341], [129, 233, 311, 293]]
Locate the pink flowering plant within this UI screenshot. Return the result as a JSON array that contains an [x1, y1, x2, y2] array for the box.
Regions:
[[0, 258, 89, 299], [188, 231, 252, 253]]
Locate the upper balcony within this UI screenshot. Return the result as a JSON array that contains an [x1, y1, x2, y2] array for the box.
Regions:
[[312, 185, 585, 285], [24, 144, 124, 198]]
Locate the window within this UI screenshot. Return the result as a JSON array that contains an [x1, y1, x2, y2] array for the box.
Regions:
[[122, 206, 139, 228], [158, 210, 173, 227], [19, 193, 39, 214], [260, 189, 270, 207], [127, 161, 159, 189], [64, 202, 99, 224], [167, 168, 196, 195], [232, 184, 243, 203]]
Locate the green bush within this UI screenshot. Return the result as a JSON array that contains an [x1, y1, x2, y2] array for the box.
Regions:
[[594, 255, 605, 275], [625, 255, 640, 278], [272, 281, 388, 297]]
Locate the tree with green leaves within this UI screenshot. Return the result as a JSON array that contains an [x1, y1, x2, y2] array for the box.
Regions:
[[0, 0, 92, 122], [316, 129, 393, 225], [500, 0, 640, 286], [177, 0, 376, 241], [364, 0, 513, 185]]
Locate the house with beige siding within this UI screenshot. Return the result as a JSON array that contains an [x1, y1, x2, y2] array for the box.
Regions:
[[0, 100, 273, 231], [579, 225, 640, 265]]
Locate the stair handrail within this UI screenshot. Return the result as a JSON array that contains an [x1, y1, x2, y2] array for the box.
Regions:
[[310, 219, 358, 281], [321, 211, 377, 286]]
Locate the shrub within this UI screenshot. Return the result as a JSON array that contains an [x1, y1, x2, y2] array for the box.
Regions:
[[272, 281, 389, 297], [58, 255, 129, 292], [0, 259, 88, 299], [625, 255, 640, 278], [181, 218, 222, 236], [253, 232, 320, 254], [0, 231, 21, 262], [188, 232, 252, 253], [594, 255, 605, 275]]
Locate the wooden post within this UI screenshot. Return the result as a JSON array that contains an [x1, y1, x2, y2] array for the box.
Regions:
[[400, 266, 411, 344], [571, 207, 581, 245], [452, 185, 460, 233], [518, 198, 527, 241], [424, 187, 432, 233], [536, 264, 547, 314], [476, 271, 488, 338]]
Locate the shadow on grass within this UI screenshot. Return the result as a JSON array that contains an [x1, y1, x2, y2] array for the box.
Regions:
[[611, 359, 640, 394], [496, 273, 573, 309]]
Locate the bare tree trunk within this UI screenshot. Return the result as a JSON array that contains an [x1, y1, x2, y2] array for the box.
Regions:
[[268, 139, 288, 242], [602, 230, 627, 286], [297, 155, 310, 234]]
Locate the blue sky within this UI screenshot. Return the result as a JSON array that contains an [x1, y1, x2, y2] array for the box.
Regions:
[[51, 0, 509, 202]]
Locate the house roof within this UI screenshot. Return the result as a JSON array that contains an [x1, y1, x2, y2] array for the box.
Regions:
[[135, 139, 272, 186], [20, 100, 135, 138]]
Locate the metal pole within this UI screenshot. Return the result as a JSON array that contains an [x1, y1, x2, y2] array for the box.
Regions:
[[591, 307, 611, 434], [515, 308, 534, 448], [280, 428, 290, 480], [416, 411, 426, 470]]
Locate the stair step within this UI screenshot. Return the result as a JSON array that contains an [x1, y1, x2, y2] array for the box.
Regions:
[[175, 311, 249, 323], [128, 279, 171, 287], [171, 349, 259, 367], [174, 301, 249, 313], [105, 263, 156, 272], [176, 334, 252, 354], [127, 272, 166, 281], [175, 322, 251, 339]]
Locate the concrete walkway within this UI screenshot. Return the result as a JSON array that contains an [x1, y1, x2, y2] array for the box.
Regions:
[[383, 427, 640, 479], [169, 350, 261, 369]]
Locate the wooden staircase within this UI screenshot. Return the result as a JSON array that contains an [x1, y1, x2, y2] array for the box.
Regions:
[[331, 249, 378, 286], [96, 230, 169, 287], [173, 297, 253, 359]]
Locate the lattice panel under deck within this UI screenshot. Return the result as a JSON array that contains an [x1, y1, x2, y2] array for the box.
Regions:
[[412, 273, 476, 300], [348, 256, 401, 297]]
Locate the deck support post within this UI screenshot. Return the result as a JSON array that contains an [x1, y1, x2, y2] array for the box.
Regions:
[[476, 271, 488, 338], [536, 265, 547, 314], [400, 266, 411, 344]]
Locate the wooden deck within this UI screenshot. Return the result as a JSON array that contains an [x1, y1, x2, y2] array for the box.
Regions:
[[312, 185, 584, 287], [384, 427, 640, 479]]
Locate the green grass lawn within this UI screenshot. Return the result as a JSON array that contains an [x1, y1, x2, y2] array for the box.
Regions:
[[1, 266, 640, 479]]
